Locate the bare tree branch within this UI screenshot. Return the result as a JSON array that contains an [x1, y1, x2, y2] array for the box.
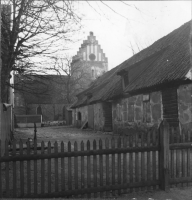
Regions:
[[48, 56, 92, 104], [1, 0, 82, 102], [100, 1, 130, 22]]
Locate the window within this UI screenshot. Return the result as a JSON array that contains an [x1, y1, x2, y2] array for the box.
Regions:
[[37, 105, 42, 115], [123, 101, 127, 121], [143, 94, 151, 122], [128, 102, 134, 122], [117, 104, 122, 121], [143, 94, 149, 101]]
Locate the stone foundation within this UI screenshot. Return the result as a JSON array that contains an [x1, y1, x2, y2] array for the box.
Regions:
[[178, 84, 192, 130], [112, 91, 162, 134]]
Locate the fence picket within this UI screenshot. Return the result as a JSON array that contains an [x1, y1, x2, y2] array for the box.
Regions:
[[41, 141, 45, 194], [181, 133, 185, 187], [87, 140, 91, 198], [141, 133, 145, 191], [5, 140, 9, 198], [111, 138, 115, 196], [61, 142, 65, 192], [93, 140, 97, 198], [176, 129, 180, 187], [117, 137, 121, 195], [13, 140, 17, 197], [0, 141, 2, 198], [135, 132, 139, 191], [48, 141, 51, 194], [27, 140, 31, 195], [152, 130, 157, 190], [54, 142, 58, 193], [74, 142, 78, 196], [147, 131, 151, 190], [170, 128, 174, 182], [68, 142, 72, 192], [170, 127, 174, 144], [187, 131, 191, 186], [129, 134, 133, 193], [105, 138, 109, 197], [99, 139, 103, 198], [19, 140, 24, 197], [123, 137, 127, 194], [81, 141, 85, 198], [34, 140, 37, 195]]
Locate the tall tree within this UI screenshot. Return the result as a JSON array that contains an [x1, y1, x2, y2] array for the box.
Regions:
[[1, 0, 81, 102], [49, 56, 92, 104]]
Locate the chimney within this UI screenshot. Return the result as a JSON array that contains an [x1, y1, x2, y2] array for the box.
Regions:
[[90, 31, 93, 36]]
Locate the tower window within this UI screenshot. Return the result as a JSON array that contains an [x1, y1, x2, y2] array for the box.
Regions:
[[89, 53, 96, 61]]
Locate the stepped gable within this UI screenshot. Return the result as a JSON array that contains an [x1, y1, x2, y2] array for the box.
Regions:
[[74, 32, 108, 63]]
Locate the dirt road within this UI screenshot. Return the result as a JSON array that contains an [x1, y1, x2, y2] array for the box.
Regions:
[[14, 125, 113, 143]]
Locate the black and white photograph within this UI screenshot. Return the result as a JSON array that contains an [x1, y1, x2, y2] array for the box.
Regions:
[[0, 0, 192, 199]]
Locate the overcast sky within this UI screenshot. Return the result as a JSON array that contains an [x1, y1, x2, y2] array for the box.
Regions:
[[67, 1, 191, 70]]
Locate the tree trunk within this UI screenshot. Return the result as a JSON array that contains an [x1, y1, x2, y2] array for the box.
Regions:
[[1, 61, 10, 103]]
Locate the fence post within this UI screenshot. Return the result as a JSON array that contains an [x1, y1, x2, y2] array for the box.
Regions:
[[159, 120, 170, 191], [34, 123, 37, 141]]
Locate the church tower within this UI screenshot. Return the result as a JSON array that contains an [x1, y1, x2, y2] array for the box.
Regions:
[[71, 32, 108, 89]]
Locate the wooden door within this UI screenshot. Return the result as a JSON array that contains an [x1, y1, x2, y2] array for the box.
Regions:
[[68, 110, 72, 125], [103, 102, 112, 132], [162, 87, 179, 127], [88, 105, 94, 129]]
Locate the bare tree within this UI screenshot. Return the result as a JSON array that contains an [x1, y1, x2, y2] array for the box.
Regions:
[[128, 41, 135, 55], [1, 0, 81, 102], [49, 56, 92, 104], [14, 73, 67, 116]]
